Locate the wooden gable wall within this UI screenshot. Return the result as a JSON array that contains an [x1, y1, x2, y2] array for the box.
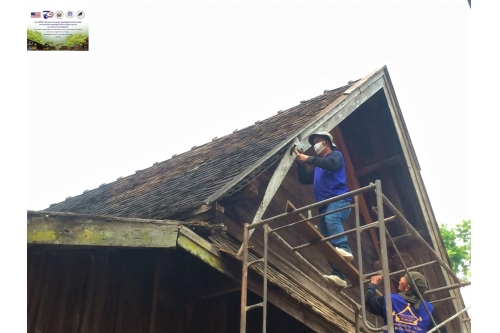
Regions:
[[217, 87, 462, 333], [27, 245, 318, 333]]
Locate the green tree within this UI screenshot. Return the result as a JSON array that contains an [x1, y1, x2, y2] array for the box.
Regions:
[[65, 34, 87, 48], [27, 29, 44, 44], [439, 219, 471, 281]]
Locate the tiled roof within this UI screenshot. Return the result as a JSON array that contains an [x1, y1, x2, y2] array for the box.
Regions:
[[44, 82, 355, 219]]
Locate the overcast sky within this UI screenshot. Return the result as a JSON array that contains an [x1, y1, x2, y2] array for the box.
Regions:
[[28, 1, 470, 225], [20, 0, 478, 325]]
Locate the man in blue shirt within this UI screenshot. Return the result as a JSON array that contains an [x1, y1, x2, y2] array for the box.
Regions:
[[296, 131, 353, 288], [366, 272, 448, 333]]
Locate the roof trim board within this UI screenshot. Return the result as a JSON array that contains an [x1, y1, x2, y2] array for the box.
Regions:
[[27, 210, 179, 248], [380, 71, 447, 259]]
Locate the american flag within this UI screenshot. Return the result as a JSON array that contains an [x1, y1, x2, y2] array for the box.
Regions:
[[31, 12, 41, 18]]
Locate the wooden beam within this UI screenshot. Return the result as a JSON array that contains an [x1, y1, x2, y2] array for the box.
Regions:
[[177, 226, 239, 280], [29, 210, 176, 224], [180, 281, 240, 304], [220, 184, 259, 205], [236, 148, 297, 255], [27, 211, 179, 248], [387, 229, 429, 248], [168, 204, 214, 221], [331, 127, 383, 261], [354, 155, 404, 178]]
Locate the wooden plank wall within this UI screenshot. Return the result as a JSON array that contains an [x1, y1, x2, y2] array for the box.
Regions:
[[27, 246, 316, 333]]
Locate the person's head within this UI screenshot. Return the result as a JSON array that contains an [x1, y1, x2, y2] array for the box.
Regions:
[[398, 272, 429, 295], [308, 131, 336, 157]]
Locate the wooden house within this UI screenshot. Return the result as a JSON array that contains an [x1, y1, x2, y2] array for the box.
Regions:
[[27, 66, 470, 333], [27, 39, 44, 51]]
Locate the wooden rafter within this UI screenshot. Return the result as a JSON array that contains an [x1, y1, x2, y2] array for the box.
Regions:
[[354, 154, 404, 178]]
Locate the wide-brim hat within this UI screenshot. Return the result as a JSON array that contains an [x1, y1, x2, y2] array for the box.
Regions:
[[308, 131, 336, 148]]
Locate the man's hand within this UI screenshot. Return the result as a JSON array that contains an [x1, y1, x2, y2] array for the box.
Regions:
[[370, 275, 383, 285], [294, 149, 309, 163]]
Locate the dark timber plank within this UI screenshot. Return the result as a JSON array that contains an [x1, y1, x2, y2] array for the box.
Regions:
[[354, 155, 404, 178], [285, 201, 360, 286]]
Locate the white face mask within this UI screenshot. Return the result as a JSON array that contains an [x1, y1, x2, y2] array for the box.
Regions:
[[314, 142, 325, 155]]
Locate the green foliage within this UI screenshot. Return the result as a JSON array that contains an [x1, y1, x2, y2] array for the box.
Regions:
[[65, 34, 87, 48], [27, 29, 43, 44], [439, 220, 471, 281]]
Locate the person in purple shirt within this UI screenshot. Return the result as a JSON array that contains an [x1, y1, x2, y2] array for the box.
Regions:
[[366, 272, 448, 333], [296, 131, 353, 288]]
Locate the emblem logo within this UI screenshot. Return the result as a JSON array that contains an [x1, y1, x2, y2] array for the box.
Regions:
[[55, 10, 63, 19], [66, 10, 74, 18], [76, 10, 85, 19], [42, 11, 54, 19]]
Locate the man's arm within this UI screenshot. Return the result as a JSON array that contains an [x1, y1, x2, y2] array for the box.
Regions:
[[297, 162, 314, 184], [365, 283, 384, 317], [306, 151, 342, 171]]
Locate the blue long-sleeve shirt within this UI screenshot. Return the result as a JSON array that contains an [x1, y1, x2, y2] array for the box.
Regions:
[[297, 150, 350, 212], [365, 283, 448, 333]]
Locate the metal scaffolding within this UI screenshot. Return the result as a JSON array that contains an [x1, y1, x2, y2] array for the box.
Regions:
[[239, 180, 470, 333]]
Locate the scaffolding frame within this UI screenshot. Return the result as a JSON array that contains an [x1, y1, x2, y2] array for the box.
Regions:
[[239, 180, 470, 333]]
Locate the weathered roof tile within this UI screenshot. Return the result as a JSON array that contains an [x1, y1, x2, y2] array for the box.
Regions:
[[44, 82, 354, 219]]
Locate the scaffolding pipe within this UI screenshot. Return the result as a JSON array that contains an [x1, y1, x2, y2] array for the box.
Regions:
[[248, 183, 377, 230], [376, 181, 394, 333], [357, 195, 386, 332], [386, 228, 441, 332], [262, 224, 269, 333], [270, 205, 354, 233], [429, 296, 456, 305], [239, 180, 467, 333], [292, 216, 398, 252], [424, 281, 471, 295], [240, 224, 250, 333], [363, 261, 438, 282], [427, 306, 471, 333], [381, 195, 461, 284]]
